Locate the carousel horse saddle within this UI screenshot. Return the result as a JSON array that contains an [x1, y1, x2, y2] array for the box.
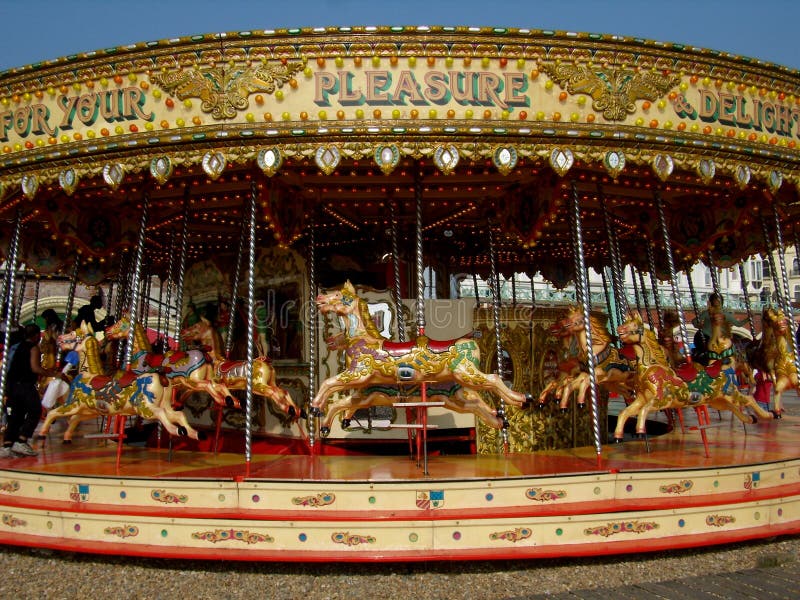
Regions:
[[382, 337, 464, 358], [88, 370, 139, 390], [673, 360, 723, 383]]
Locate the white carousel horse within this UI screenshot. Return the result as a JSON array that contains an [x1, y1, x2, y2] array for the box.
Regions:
[[105, 313, 237, 409], [38, 324, 200, 443], [180, 316, 303, 427], [750, 306, 798, 415], [613, 311, 774, 441], [309, 281, 532, 434]]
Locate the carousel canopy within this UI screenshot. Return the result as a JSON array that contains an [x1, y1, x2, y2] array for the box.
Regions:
[[1, 26, 799, 288]]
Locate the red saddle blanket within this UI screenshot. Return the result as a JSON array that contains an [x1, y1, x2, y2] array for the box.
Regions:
[[89, 370, 138, 390], [674, 360, 723, 383], [382, 338, 464, 358]]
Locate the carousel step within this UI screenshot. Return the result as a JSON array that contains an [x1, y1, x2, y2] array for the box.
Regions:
[[393, 402, 446, 408], [388, 424, 440, 429]]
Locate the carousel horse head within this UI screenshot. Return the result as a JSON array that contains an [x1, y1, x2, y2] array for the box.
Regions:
[[762, 305, 790, 335], [316, 280, 359, 317], [105, 311, 132, 339], [57, 321, 97, 351], [617, 311, 646, 345]]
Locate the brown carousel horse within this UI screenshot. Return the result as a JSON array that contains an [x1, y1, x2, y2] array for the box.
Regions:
[[614, 311, 774, 441], [180, 316, 302, 425], [750, 306, 798, 415], [536, 316, 584, 409], [539, 306, 635, 410], [309, 281, 532, 433], [39, 323, 200, 443], [105, 313, 237, 409]]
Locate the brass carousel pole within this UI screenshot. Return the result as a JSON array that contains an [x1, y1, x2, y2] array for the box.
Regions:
[[173, 188, 191, 349], [244, 182, 257, 469], [655, 191, 691, 362], [738, 263, 757, 338], [123, 191, 149, 370], [225, 210, 248, 358], [413, 171, 429, 472], [58, 258, 80, 366], [307, 215, 318, 451], [487, 220, 509, 452], [0, 207, 23, 411], [638, 269, 654, 330], [389, 197, 406, 342], [569, 182, 602, 461], [646, 242, 665, 335], [161, 234, 176, 351], [769, 201, 800, 381]]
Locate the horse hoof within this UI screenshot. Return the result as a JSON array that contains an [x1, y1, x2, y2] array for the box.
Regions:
[[523, 393, 534, 409], [559, 407, 569, 414], [225, 396, 235, 408], [287, 406, 296, 418], [750, 415, 758, 424], [614, 437, 623, 444], [771, 410, 782, 419], [341, 418, 351, 429], [320, 426, 330, 438], [300, 409, 308, 419], [177, 425, 188, 437], [310, 406, 322, 418], [577, 403, 586, 409], [62, 439, 72, 445]]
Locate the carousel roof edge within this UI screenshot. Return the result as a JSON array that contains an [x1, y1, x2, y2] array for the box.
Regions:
[[1, 25, 798, 83]]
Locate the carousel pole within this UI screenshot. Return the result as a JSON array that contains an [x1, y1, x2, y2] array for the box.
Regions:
[[14, 269, 27, 325], [646, 242, 665, 334], [769, 201, 800, 377], [738, 263, 756, 338], [114, 254, 130, 367], [225, 208, 248, 358], [599, 186, 626, 328], [389, 197, 406, 342], [413, 170, 431, 473], [59, 258, 80, 366], [173, 188, 191, 348], [154, 277, 164, 347], [162, 234, 176, 350], [307, 216, 318, 450], [487, 221, 509, 452], [686, 269, 701, 321], [0, 207, 23, 410], [243, 182, 258, 469], [472, 273, 480, 304], [706, 251, 720, 295], [630, 266, 642, 315], [601, 270, 615, 327], [654, 191, 691, 362], [569, 182, 602, 462], [32, 277, 41, 323], [123, 192, 150, 370], [638, 270, 653, 330]]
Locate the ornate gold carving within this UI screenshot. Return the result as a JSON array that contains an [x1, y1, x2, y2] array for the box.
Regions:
[[540, 62, 680, 121], [150, 489, 189, 504], [584, 520, 659, 537], [489, 527, 532, 542], [659, 480, 693, 494], [331, 531, 376, 546], [192, 528, 274, 544], [292, 493, 336, 507], [104, 525, 140, 538], [150, 61, 305, 119]]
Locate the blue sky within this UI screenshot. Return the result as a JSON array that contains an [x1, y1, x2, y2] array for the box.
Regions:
[[1, 0, 799, 72]]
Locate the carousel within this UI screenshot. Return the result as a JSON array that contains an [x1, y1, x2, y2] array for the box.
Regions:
[[1, 25, 800, 561]]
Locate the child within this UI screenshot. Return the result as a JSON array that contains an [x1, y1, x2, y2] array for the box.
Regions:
[[753, 370, 773, 412]]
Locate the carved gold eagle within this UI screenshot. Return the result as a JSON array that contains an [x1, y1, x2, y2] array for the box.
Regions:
[[151, 61, 305, 119], [540, 62, 680, 121]]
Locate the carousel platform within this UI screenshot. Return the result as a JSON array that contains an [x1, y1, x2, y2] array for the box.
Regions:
[[1, 398, 800, 562]]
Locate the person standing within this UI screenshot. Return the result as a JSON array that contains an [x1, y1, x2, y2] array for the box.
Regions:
[[1, 324, 58, 458]]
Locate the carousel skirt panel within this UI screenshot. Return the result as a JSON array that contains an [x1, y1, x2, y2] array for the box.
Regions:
[[1, 413, 799, 562]]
